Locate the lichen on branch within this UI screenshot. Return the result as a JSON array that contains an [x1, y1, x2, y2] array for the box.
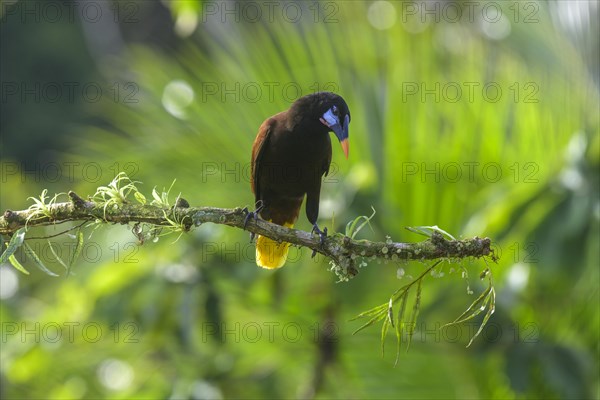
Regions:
[[1, 189, 493, 280]]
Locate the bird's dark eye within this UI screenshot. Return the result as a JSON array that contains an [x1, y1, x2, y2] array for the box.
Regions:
[[332, 105, 339, 115]]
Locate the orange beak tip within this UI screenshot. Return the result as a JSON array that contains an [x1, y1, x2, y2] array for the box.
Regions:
[[341, 139, 349, 159]]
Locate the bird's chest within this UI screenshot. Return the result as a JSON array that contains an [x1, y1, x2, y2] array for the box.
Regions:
[[260, 132, 331, 194]]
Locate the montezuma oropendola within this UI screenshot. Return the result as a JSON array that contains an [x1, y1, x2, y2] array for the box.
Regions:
[[250, 92, 351, 269]]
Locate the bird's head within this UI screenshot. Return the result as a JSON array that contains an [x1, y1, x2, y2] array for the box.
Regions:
[[291, 92, 351, 158]]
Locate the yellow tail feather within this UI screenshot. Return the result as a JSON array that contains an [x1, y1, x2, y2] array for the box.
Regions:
[[255, 222, 293, 269]]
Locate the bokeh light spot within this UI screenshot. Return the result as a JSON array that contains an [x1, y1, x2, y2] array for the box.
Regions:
[[0, 266, 19, 299], [368, 1, 397, 30], [162, 80, 195, 119], [97, 359, 134, 391]]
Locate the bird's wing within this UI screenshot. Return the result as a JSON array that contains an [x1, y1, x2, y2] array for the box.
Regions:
[[250, 117, 275, 205]]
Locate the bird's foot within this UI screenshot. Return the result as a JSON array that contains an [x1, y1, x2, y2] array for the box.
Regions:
[[242, 204, 264, 242], [311, 224, 328, 258], [311, 224, 328, 245]]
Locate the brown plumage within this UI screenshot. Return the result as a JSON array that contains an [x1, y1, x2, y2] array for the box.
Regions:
[[250, 92, 351, 268]]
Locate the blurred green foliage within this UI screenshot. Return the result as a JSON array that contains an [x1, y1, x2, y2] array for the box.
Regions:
[[1, 1, 598, 399]]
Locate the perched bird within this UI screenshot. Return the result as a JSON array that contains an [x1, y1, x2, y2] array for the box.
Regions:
[[249, 92, 351, 269]]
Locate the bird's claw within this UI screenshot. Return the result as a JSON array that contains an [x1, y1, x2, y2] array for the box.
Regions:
[[243, 204, 264, 242], [243, 205, 262, 229], [311, 224, 328, 257]]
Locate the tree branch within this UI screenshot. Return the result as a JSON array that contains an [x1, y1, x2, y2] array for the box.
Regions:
[[1, 191, 493, 279]]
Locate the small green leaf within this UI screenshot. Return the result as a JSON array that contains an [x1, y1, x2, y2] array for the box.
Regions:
[[0, 228, 26, 264], [70, 230, 84, 268], [353, 206, 376, 238], [406, 279, 423, 352], [394, 290, 410, 366], [48, 240, 69, 271], [345, 207, 376, 239], [466, 288, 496, 348], [443, 273, 496, 347], [345, 217, 361, 238], [444, 284, 493, 327], [349, 303, 387, 321], [387, 297, 395, 328], [352, 311, 387, 335], [23, 242, 58, 276], [406, 225, 456, 240], [8, 254, 29, 275], [381, 316, 390, 356], [405, 226, 432, 238], [152, 187, 162, 204], [134, 191, 146, 205], [390, 283, 411, 302]]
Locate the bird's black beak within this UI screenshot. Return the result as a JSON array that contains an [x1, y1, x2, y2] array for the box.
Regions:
[[321, 112, 350, 159]]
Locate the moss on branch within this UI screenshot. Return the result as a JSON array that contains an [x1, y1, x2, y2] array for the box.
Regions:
[[1, 190, 493, 280]]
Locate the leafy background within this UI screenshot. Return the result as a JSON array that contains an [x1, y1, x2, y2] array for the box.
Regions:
[[1, 1, 598, 399]]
